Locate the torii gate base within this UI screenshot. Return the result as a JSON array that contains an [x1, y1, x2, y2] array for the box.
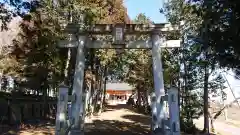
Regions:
[[55, 23, 180, 135]]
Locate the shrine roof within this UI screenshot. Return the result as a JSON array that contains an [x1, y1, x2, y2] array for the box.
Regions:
[[106, 83, 134, 91]]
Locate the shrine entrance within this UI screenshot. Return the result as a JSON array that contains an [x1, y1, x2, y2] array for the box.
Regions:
[[55, 22, 181, 135]]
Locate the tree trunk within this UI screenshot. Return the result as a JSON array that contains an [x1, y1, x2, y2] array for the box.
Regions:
[[102, 69, 107, 105], [202, 3, 211, 132], [93, 68, 99, 113], [220, 84, 228, 121], [93, 52, 101, 113], [88, 48, 94, 116], [209, 111, 215, 133], [137, 86, 142, 110], [99, 66, 107, 113], [223, 99, 228, 121], [88, 77, 94, 116], [203, 64, 209, 133], [64, 48, 71, 85], [183, 52, 188, 118], [43, 84, 48, 119], [0, 70, 2, 91], [97, 70, 104, 114], [143, 88, 149, 113], [177, 75, 181, 120]]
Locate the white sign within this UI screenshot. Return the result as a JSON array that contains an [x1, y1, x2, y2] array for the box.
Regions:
[[161, 40, 181, 48]]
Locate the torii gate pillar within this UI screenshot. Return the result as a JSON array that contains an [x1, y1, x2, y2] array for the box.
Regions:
[[68, 36, 86, 135], [151, 33, 168, 134]]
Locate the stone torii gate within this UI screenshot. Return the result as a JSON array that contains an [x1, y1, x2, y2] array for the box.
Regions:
[[55, 22, 181, 135]]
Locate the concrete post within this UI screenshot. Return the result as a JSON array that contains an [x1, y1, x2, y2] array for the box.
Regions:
[[69, 36, 86, 135], [168, 87, 180, 135], [151, 33, 167, 135], [55, 84, 69, 135]]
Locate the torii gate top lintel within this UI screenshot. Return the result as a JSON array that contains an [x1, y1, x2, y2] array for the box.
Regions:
[[59, 23, 180, 49], [62, 23, 177, 34]]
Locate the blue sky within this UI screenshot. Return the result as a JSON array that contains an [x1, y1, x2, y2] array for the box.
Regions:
[[124, 0, 166, 23]]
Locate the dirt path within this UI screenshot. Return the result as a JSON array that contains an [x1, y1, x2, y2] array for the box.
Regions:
[[84, 102, 151, 135]]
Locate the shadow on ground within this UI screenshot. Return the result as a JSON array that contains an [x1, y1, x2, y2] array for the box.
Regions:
[[87, 104, 151, 135], [105, 104, 127, 110], [102, 104, 131, 113], [85, 119, 150, 135], [0, 120, 55, 135], [121, 114, 151, 126]]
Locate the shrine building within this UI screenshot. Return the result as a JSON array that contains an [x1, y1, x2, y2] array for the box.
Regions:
[[105, 82, 133, 101]]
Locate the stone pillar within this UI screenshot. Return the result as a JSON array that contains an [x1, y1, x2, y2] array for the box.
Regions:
[[69, 36, 86, 135], [151, 33, 167, 135], [168, 87, 180, 135], [55, 84, 69, 135]]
